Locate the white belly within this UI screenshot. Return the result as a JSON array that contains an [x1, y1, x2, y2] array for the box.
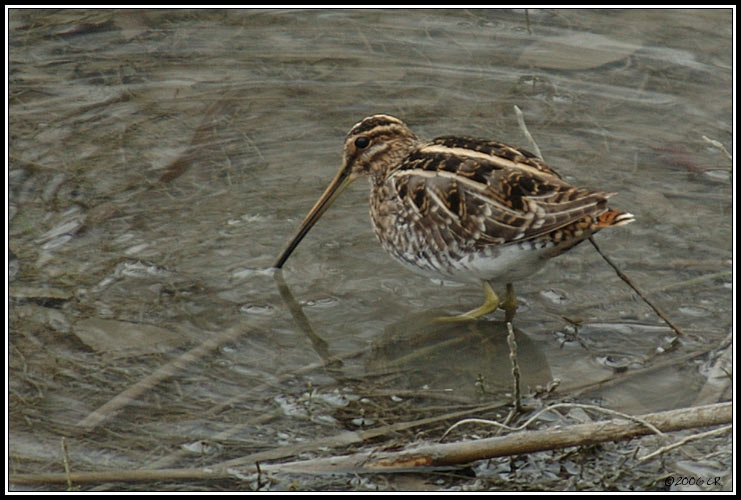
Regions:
[[378, 234, 555, 285]]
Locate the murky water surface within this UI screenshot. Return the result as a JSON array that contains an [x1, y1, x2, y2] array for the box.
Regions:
[[9, 9, 732, 491]]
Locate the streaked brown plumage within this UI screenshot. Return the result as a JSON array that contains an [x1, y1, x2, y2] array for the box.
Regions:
[[274, 114, 634, 320]]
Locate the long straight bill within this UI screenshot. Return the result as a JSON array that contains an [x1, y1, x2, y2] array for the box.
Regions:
[[273, 167, 357, 268]]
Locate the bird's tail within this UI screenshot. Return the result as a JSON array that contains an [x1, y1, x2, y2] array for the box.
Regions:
[[596, 209, 635, 228]]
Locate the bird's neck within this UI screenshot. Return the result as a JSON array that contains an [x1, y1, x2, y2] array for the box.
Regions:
[[368, 137, 419, 186]]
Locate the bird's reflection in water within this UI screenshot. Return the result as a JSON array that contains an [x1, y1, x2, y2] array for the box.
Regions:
[[366, 311, 552, 402], [275, 270, 552, 403]]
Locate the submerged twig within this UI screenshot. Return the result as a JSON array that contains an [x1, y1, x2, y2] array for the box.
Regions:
[[77, 323, 250, 431], [504, 321, 522, 423], [588, 237, 685, 338]]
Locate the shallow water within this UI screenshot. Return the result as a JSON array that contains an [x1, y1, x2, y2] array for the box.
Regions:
[[9, 8, 732, 491]]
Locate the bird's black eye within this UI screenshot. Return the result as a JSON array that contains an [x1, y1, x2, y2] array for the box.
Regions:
[[354, 136, 370, 149]]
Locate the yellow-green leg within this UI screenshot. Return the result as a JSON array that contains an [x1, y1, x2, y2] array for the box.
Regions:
[[501, 283, 518, 323], [436, 281, 500, 322]]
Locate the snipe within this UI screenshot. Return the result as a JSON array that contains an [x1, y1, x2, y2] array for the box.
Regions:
[[274, 114, 633, 321]]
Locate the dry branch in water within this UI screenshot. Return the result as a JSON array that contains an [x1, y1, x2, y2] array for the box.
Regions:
[[268, 402, 730, 474], [11, 402, 730, 485]]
